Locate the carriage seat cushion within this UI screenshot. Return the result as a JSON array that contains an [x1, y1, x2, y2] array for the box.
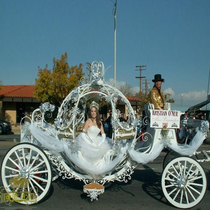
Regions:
[[76, 124, 84, 132], [115, 128, 135, 140]]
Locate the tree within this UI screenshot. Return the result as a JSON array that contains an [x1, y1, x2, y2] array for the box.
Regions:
[[34, 52, 85, 106], [135, 92, 150, 114], [119, 83, 135, 96], [165, 93, 175, 103]]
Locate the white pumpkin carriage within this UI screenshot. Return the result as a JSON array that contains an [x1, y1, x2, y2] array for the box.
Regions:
[[1, 62, 209, 208]]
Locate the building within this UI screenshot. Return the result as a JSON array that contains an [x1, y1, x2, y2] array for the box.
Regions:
[[0, 85, 141, 125], [0, 85, 40, 125]]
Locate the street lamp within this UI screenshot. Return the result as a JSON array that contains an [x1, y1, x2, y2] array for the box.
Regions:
[[181, 94, 183, 107]]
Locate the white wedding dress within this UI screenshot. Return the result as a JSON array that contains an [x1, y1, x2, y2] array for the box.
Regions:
[[25, 123, 127, 178], [63, 125, 127, 177], [77, 126, 111, 164]]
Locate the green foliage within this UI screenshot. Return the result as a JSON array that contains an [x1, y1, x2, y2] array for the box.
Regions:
[[136, 92, 150, 114], [165, 93, 175, 103], [166, 98, 175, 103], [34, 52, 85, 105]]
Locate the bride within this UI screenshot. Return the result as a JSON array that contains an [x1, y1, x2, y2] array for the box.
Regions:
[[77, 101, 111, 164]]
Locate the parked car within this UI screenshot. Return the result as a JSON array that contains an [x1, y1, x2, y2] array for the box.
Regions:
[[0, 120, 12, 134]]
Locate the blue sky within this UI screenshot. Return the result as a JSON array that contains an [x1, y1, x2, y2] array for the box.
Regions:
[[1, 0, 210, 110]]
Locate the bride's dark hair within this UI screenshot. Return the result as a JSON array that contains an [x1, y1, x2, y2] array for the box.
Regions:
[[89, 106, 101, 128]]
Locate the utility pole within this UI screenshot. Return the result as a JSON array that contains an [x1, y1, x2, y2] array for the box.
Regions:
[[142, 78, 151, 95], [135, 65, 146, 94], [114, 0, 117, 87], [86, 62, 91, 82]]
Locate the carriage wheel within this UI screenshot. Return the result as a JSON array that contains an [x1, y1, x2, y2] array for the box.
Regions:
[[1, 143, 52, 205], [161, 157, 207, 209]]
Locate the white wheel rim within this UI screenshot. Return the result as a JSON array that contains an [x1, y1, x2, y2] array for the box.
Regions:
[[1, 143, 52, 204], [161, 157, 207, 209]]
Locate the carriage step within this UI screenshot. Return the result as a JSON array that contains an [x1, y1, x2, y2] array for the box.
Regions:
[[83, 182, 105, 201]]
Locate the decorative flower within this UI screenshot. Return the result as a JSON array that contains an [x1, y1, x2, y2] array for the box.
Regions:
[[131, 119, 138, 128], [201, 121, 209, 133], [111, 119, 119, 130], [104, 95, 112, 103]]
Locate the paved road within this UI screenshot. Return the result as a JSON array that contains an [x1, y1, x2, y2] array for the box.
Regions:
[[0, 134, 210, 210]]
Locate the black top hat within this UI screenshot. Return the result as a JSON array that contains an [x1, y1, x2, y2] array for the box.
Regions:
[[152, 74, 164, 82]]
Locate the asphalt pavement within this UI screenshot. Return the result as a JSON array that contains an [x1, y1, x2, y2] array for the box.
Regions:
[[0, 129, 210, 209]]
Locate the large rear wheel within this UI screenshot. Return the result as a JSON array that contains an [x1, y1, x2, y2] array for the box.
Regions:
[[1, 143, 52, 205]]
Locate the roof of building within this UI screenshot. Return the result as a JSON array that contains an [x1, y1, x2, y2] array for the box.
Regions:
[[0, 85, 141, 102], [0, 85, 35, 98], [126, 95, 141, 101]]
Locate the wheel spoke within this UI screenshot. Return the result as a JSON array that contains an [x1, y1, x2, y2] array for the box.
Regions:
[[165, 183, 176, 189], [14, 151, 23, 168], [8, 157, 21, 169], [172, 188, 181, 201], [184, 190, 189, 204], [188, 175, 203, 182], [22, 148, 26, 166], [30, 160, 45, 172], [30, 175, 48, 182], [178, 161, 183, 177], [165, 177, 175, 182], [29, 153, 39, 170], [27, 149, 32, 167], [168, 187, 177, 196], [30, 177, 45, 192], [172, 164, 180, 177], [30, 170, 48, 175], [188, 168, 199, 180], [27, 184, 32, 201], [186, 186, 196, 201], [186, 163, 193, 177], [28, 179, 38, 196], [183, 160, 187, 176], [189, 182, 203, 187], [5, 174, 19, 178], [14, 185, 21, 193], [187, 185, 201, 195], [27, 183, 37, 202], [167, 170, 179, 180], [180, 189, 184, 204], [5, 166, 20, 173]]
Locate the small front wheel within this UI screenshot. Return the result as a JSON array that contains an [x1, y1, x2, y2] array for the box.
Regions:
[[161, 156, 207, 209]]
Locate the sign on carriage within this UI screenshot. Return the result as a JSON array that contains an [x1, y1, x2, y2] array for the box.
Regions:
[[150, 110, 181, 129]]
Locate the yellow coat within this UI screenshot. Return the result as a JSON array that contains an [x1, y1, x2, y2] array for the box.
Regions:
[[149, 87, 165, 110]]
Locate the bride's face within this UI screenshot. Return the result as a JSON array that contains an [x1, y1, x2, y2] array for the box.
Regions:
[[90, 107, 97, 119]]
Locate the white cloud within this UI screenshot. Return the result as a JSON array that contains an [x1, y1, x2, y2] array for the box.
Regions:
[[179, 91, 207, 101], [174, 90, 207, 107], [164, 87, 175, 97], [107, 78, 139, 94], [107, 78, 126, 89]]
